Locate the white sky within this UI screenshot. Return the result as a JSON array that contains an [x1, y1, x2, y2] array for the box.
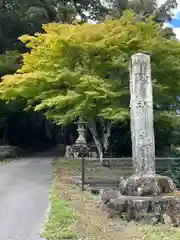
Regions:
[[157, 0, 180, 6], [157, 0, 180, 8]]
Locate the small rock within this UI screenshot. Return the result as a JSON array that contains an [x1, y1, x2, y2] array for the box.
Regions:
[[165, 198, 180, 226], [101, 189, 121, 204], [125, 200, 134, 221], [119, 174, 176, 197], [150, 216, 159, 225], [106, 197, 126, 217], [155, 175, 176, 193], [119, 176, 127, 194], [150, 201, 162, 222], [163, 214, 172, 225], [142, 216, 158, 225]]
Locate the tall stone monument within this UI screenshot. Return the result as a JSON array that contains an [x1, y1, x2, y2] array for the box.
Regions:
[[129, 53, 155, 175], [101, 53, 180, 226], [126, 53, 175, 194]]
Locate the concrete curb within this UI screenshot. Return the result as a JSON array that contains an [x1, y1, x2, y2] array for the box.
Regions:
[[40, 202, 52, 239]]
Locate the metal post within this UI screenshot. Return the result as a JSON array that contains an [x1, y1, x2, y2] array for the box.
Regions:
[[81, 155, 85, 191]]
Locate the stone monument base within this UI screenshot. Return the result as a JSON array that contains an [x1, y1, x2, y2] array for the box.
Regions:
[[119, 174, 176, 196], [101, 189, 180, 226], [100, 174, 180, 226]]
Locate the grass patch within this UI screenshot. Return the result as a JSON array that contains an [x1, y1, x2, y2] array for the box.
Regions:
[[53, 158, 81, 171], [41, 183, 78, 240], [44, 157, 180, 240]]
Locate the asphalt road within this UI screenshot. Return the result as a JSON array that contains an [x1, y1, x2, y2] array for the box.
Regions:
[[0, 154, 53, 240]]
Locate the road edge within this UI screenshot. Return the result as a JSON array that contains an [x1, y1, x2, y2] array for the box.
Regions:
[[40, 201, 52, 239]]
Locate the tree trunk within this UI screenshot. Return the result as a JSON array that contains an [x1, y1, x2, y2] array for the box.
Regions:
[[88, 119, 103, 162], [99, 117, 112, 155], [103, 121, 111, 153]]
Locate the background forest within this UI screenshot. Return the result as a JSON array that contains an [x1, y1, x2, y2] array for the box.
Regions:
[[0, 0, 179, 158]]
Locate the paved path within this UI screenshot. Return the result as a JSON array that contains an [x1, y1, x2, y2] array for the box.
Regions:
[[0, 154, 53, 240]]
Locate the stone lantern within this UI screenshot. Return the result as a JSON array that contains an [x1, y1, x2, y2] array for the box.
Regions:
[[72, 117, 89, 190], [73, 117, 89, 157]]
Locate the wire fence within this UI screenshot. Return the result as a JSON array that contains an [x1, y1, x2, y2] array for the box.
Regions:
[[83, 157, 180, 189]]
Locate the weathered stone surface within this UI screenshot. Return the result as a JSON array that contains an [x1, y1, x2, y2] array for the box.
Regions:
[[133, 199, 150, 221], [101, 189, 121, 204], [155, 175, 176, 193], [106, 196, 126, 217], [119, 176, 127, 194], [64, 145, 74, 158], [103, 194, 180, 226], [129, 53, 155, 175], [165, 197, 180, 227], [150, 200, 162, 222], [119, 174, 176, 196], [163, 214, 173, 225]]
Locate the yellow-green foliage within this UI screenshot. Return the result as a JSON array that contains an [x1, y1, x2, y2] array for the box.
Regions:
[[1, 10, 180, 124]]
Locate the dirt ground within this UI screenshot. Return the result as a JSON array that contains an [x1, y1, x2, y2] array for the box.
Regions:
[[54, 158, 180, 240]]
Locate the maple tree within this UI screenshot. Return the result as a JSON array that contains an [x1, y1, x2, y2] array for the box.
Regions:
[[1, 10, 180, 157]]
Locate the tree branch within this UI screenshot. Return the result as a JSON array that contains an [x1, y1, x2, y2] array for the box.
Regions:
[[71, 0, 88, 21]]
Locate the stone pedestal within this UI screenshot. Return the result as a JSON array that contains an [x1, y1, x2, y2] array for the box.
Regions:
[[101, 188, 180, 226], [119, 174, 176, 196], [100, 174, 180, 226]]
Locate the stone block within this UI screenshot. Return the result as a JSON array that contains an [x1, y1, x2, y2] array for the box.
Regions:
[[101, 189, 121, 204], [106, 196, 126, 217], [119, 174, 176, 197], [102, 194, 180, 226]]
